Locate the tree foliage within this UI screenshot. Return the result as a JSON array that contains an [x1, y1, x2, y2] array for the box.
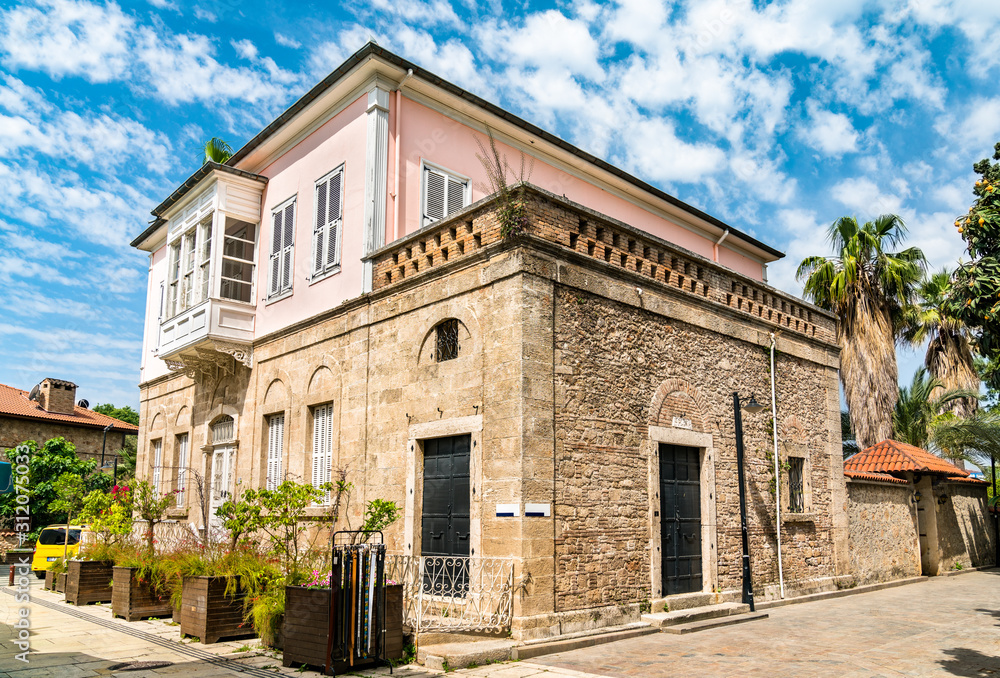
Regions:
[[0, 438, 111, 540], [203, 137, 234, 164], [79, 485, 134, 547], [892, 368, 978, 451], [948, 141, 1000, 390], [797, 215, 925, 449], [92, 403, 139, 426], [133, 480, 175, 552]]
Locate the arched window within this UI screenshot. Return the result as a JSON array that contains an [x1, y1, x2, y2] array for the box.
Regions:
[[212, 415, 235, 444], [434, 319, 460, 362]]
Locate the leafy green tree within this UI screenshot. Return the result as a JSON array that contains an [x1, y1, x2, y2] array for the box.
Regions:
[[355, 498, 400, 544], [902, 271, 980, 417], [48, 473, 88, 560], [133, 480, 175, 552], [217, 492, 262, 552], [797, 215, 925, 449], [79, 486, 134, 547], [0, 438, 111, 540], [892, 368, 978, 451], [203, 137, 234, 164], [948, 141, 1000, 390], [240, 481, 326, 578], [932, 410, 1000, 488], [92, 404, 139, 426]]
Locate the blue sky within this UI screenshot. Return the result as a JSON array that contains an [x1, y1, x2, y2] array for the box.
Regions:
[[1, 0, 999, 410]]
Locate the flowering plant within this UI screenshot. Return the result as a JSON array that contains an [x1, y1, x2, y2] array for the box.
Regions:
[[302, 569, 397, 589]]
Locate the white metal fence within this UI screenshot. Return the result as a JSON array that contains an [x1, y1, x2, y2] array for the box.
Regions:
[[386, 555, 514, 634]]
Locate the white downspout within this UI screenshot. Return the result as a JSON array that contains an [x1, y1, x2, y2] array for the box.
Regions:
[[770, 332, 785, 598], [392, 69, 413, 242], [713, 228, 729, 263]]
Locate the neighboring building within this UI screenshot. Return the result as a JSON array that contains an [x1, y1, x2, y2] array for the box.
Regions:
[[131, 43, 848, 640], [0, 379, 138, 461], [845, 439, 995, 583]]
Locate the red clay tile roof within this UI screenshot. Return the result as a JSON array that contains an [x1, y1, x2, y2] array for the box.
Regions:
[[844, 469, 910, 485], [0, 382, 138, 433], [944, 475, 989, 485], [844, 439, 969, 477]]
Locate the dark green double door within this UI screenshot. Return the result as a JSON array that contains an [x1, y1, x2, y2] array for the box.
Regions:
[[659, 443, 702, 595], [422, 435, 470, 558]]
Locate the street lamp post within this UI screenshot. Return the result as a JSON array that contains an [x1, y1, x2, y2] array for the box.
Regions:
[[733, 392, 765, 612]]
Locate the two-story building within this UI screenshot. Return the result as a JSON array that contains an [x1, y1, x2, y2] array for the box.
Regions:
[[132, 43, 847, 640]]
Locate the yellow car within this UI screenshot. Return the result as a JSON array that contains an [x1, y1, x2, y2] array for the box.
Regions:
[[31, 525, 87, 578]]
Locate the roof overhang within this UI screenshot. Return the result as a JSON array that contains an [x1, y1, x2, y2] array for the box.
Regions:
[[223, 43, 783, 263]]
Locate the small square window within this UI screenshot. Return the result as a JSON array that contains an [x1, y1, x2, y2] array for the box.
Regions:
[[435, 319, 460, 362]]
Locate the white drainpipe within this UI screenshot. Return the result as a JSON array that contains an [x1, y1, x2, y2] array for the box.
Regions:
[[770, 332, 785, 598], [713, 229, 730, 262]]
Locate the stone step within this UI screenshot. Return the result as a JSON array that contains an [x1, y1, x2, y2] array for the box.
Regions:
[[512, 623, 658, 660], [418, 638, 516, 671], [642, 602, 749, 627], [661, 611, 768, 635]]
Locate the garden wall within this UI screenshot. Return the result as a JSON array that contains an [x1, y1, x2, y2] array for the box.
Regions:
[[937, 481, 996, 571], [847, 479, 920, 585]]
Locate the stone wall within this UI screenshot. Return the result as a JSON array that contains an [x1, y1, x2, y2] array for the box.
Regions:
[[553, 284, 843, 609], [937, 481, 996, 571], [0, 416, 133, 461], [846, 479, 920, 585]]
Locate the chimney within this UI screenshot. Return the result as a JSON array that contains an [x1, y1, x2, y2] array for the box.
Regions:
[[37, 378, 78, 415]]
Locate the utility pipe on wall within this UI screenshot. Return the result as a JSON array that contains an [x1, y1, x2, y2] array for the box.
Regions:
[[392, 69, 413, 242], [713, 229, 730, 263], [770, 332, 785, 598]]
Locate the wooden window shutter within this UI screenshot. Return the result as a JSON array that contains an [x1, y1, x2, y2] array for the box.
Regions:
[[447, 177, 466, 216], [269, 208, 282, 297], [326, 169, 342, 269], [281, 203, 294, 292], [314, 180, 327, 277], [152, 440, 162, 493], [424, 167, 446, 225], [176, 434, 188, 506], [311, 404, 332, 502], [267, 413, 284, 491]]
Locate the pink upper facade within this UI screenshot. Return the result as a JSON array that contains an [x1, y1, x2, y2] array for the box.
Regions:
[[133, 44, 784, 385]]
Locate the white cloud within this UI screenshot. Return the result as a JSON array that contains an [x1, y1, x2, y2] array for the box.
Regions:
[[275, 33, 301, 49], [624, 117, 726, 183], [831, 177, 904, 217], [479, 11, 604, 82], [193, 7, 216, 22], [800, 104, 859, 156], [232, 38, 258, 61], [0, 0, 133, 82], [366, 0, 460, 27], [764, 208, 828, 297]]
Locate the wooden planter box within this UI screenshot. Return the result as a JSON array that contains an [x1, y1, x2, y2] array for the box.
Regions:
[[282, 584, 403, 669], [56, 572, 67, 593], [44, 569, 55, 591], [112, 567, 173, 621], [4, 549, 34, 565], [65, 560, 113, 605], [180, 576, 256, 644]]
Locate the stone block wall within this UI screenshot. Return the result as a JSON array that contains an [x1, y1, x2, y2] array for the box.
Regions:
[[1, 417, 132, 461], [846, 479, 920, 585], [936, 482, 996, 571]]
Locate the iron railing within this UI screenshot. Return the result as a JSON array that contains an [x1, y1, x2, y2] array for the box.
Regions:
[[385, 555, 514, 633]]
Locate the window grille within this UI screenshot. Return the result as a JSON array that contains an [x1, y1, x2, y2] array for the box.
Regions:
[[788, 457, 805, 513], [212, 415, 234, 444], [435, 319, 460, 362]]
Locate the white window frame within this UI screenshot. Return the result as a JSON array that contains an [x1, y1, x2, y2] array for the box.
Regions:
[[166, 215, 213, 319], [311, 403, 334, 503], [266, 412, 285, 491], [311, 165, 345, 283], [151, 439, 163, 494], [268, 197, 296, 300], [176, 433, 189, 506], [219, 216, 258, 304], [420, 160, 470, 228]]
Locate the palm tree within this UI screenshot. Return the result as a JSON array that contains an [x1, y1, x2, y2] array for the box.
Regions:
[[902, 270, 980, 418], [797, 215, 925, 449], [892, 368, 978, 451], [203, 137, 234, 164], [932, 410, 1000, 492]]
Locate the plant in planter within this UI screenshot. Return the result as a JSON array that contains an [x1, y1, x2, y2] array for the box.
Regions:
[[133, 480, 176, 552], [45, 557, 67, 591], [282, 498, 403, 669]]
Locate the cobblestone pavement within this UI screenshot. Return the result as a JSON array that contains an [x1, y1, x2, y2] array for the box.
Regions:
[[2, 571, 999, 677], [532, 570, 1000, 677]]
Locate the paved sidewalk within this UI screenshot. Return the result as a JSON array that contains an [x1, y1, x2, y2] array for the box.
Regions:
[[3, 571, 999, 677]]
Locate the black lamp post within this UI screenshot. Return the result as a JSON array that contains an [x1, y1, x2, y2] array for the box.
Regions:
[[733, 392, 765, 612]]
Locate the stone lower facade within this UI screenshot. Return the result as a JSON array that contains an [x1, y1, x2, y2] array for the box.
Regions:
[[847, 479, 920, 585], [137, 188, 847, 639], [0, 416, 132, 462]]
